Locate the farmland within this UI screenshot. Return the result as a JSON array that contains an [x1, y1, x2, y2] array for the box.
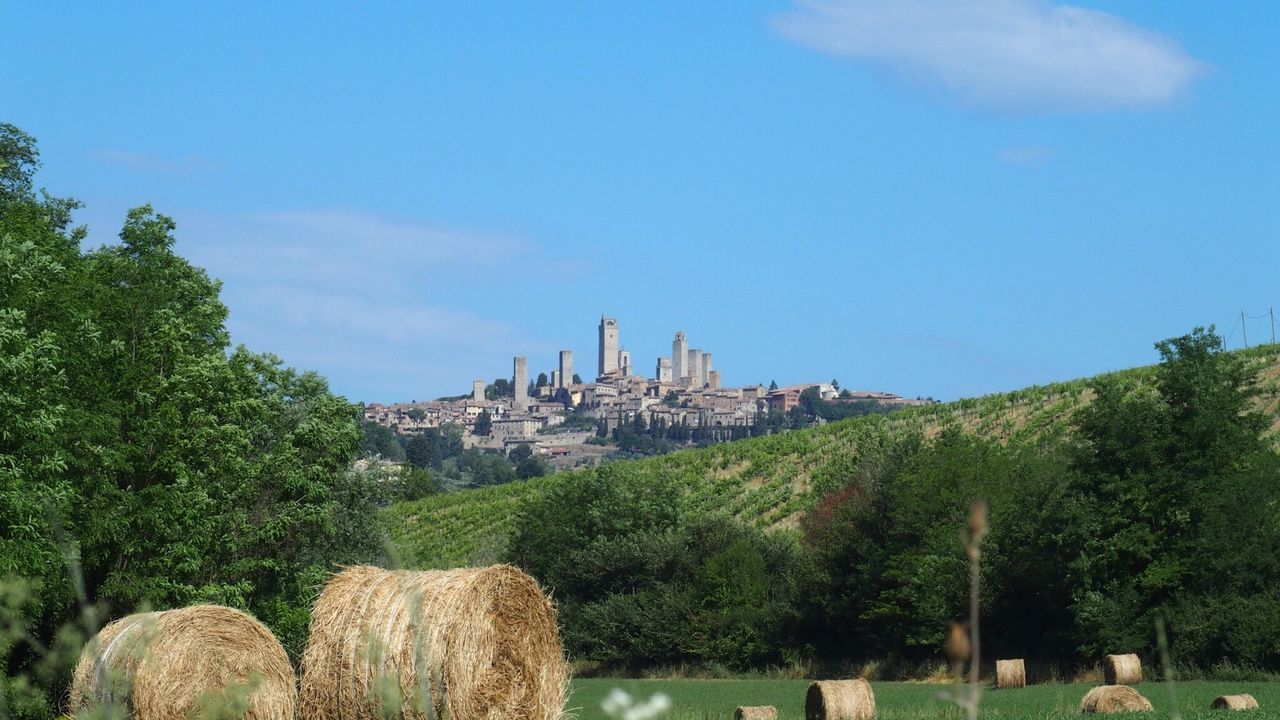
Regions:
[[383, 343, 1280, 569], [569, 678, 1280, 720]]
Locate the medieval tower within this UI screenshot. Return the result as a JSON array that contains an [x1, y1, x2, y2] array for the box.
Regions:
[[598, 315, 619, 377]]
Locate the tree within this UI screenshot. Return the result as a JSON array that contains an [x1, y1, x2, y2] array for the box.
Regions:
[[516, 454, 549, 480], [405, 433, 435, 469], [486, 378, 512, 399], [536, 372, 548, 388], [832, 379, 840, 390], [768, 380, 778, 391], [572, 373, 583, 384], [1064, 327, 1280, 666], [474, 410, 492, 436], [508, 444, 533, 463]]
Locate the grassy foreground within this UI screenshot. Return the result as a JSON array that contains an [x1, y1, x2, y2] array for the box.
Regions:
[[567, 678, 1280, 719]]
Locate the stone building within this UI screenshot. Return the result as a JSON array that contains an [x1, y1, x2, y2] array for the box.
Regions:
[[559, 349, 573, 388], [598, 316, 619, 377], [513, 356, 528, 410]]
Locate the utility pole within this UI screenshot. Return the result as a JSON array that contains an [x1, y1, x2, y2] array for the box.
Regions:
[[1241, 310, 1249, 348], [1271, 307, 1276, 345]]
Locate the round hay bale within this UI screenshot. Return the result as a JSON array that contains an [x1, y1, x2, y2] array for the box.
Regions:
[[67, 605, 295, 720], [298, 564, 567, 720], [1103, 654, 1142, 685], [735, 706, 777, 720], [805, 680, 875, 720], [994, 659, 1026, 689], [1080, 685, 1153, 714], [1212, 694, 1259, 711]]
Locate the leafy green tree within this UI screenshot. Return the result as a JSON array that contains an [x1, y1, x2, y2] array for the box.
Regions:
[[768, 380, 778, 391], [535, 372, 548, 388], [474, 410, 492, 436], [361, 419, 406, 461], [515, 454, 549, 480], [405, 432, 435, 469], [0, 127, 385, 680], [1064, 327, 1280, 666], [508, 444, 533, 463], [572, 373, 582, 384], [486, 378, 512, 399]]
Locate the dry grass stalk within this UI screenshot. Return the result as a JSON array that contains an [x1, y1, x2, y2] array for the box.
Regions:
[[1212, 694, 1259, 711], [1080, 685, 1154, 714], [994, 659, 1025, 689], [1104, 654, 1142, 685], [734, 706, 777, 720], [67, 605, 296, 720], [804, 680, 874, 720], [298, 564, 567, 720]]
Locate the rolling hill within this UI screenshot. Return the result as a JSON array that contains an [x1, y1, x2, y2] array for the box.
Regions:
[[382, 344, 1280, 569]]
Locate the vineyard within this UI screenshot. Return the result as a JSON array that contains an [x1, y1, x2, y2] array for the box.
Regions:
[[382, 345, 1280, 568]]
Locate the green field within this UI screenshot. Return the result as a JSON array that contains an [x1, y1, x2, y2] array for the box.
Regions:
[[384, 345, 1280, 569], [568, 678, 1279, 719]]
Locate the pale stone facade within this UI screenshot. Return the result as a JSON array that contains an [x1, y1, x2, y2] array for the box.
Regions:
[[559, 350, 573, 388], [598, 316, 619, 377], [513, 356, 528, 410]]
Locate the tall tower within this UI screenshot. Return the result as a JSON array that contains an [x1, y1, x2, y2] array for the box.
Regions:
[[701, 352, 712, 387], [657, 357, 672, 383], [513, 356, 528, 410], [559, 350, 573, 388], [598, 316, 619, 377], [472, 379, 485, 403], [672, 331, 687, 380], [687, 349, 703, 387], [619, 349, 632, 376]]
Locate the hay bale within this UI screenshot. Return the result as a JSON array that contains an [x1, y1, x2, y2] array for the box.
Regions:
[[735, 706, 777, 720], [1212, 694, 1259, 711], [805, 680, 875, 720], [67, 605, 295, 720], [1080, 686, 1153, 714], [994, 659, 1026, 689], [1103, 654, 1142, 685], [298, 564, 567, 720]]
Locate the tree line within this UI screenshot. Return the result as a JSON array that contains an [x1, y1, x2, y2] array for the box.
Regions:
[[509, 328, 1280, 675]]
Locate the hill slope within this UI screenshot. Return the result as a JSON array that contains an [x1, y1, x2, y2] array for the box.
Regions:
[[383, 345, 1280, 568]]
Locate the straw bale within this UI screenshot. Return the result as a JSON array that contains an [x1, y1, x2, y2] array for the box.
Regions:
[[1103, 654, 1142, 685], [805, 679, 875, 720], [1080, 685, 1153, 714], [67, 605, 295, 720], [735, 706, 777, 720], [298, 564, 567, 720], [1212, 694, 1259, 711], [994, 659, 1025, 689]]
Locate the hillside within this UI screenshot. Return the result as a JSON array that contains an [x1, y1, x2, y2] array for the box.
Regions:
[[382, 345, 1280, 569]]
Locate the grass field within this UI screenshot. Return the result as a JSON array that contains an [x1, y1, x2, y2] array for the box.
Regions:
[[568, 678, 1280, 719]]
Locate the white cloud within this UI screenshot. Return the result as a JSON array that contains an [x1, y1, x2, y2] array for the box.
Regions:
[[773, 0, 1204, 112], [165, 209, 567, 401], [997, 144, 1054, 165], [93, 149, 213, 175]]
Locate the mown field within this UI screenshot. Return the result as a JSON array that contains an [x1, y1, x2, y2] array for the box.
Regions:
[[383, 345, 1280, 569], [569, 678, 1280, 719]]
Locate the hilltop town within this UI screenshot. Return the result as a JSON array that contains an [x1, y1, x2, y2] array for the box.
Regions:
[[363, 315, 928, 469]]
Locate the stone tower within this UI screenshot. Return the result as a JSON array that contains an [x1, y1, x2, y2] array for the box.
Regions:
[[598, 316, 619, 377], [657, 357, 672, 383], [701, 352, 712, 387], [687, 349, 703, 387], [619, 349, 632, 376], [672, 331, 687, 380], [472, 379, 485, 403], [559, 349, 573, 388], [513, 356, 528, 410]]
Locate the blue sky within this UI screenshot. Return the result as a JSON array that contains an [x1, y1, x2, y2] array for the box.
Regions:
[[5, 2, 1278, 402]]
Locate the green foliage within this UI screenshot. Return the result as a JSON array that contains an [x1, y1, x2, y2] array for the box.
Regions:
[[361, 419, 406, 461], [0, 127, 383, 709], [473, 410, 492, 437], [508, 464, 812, 671]]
